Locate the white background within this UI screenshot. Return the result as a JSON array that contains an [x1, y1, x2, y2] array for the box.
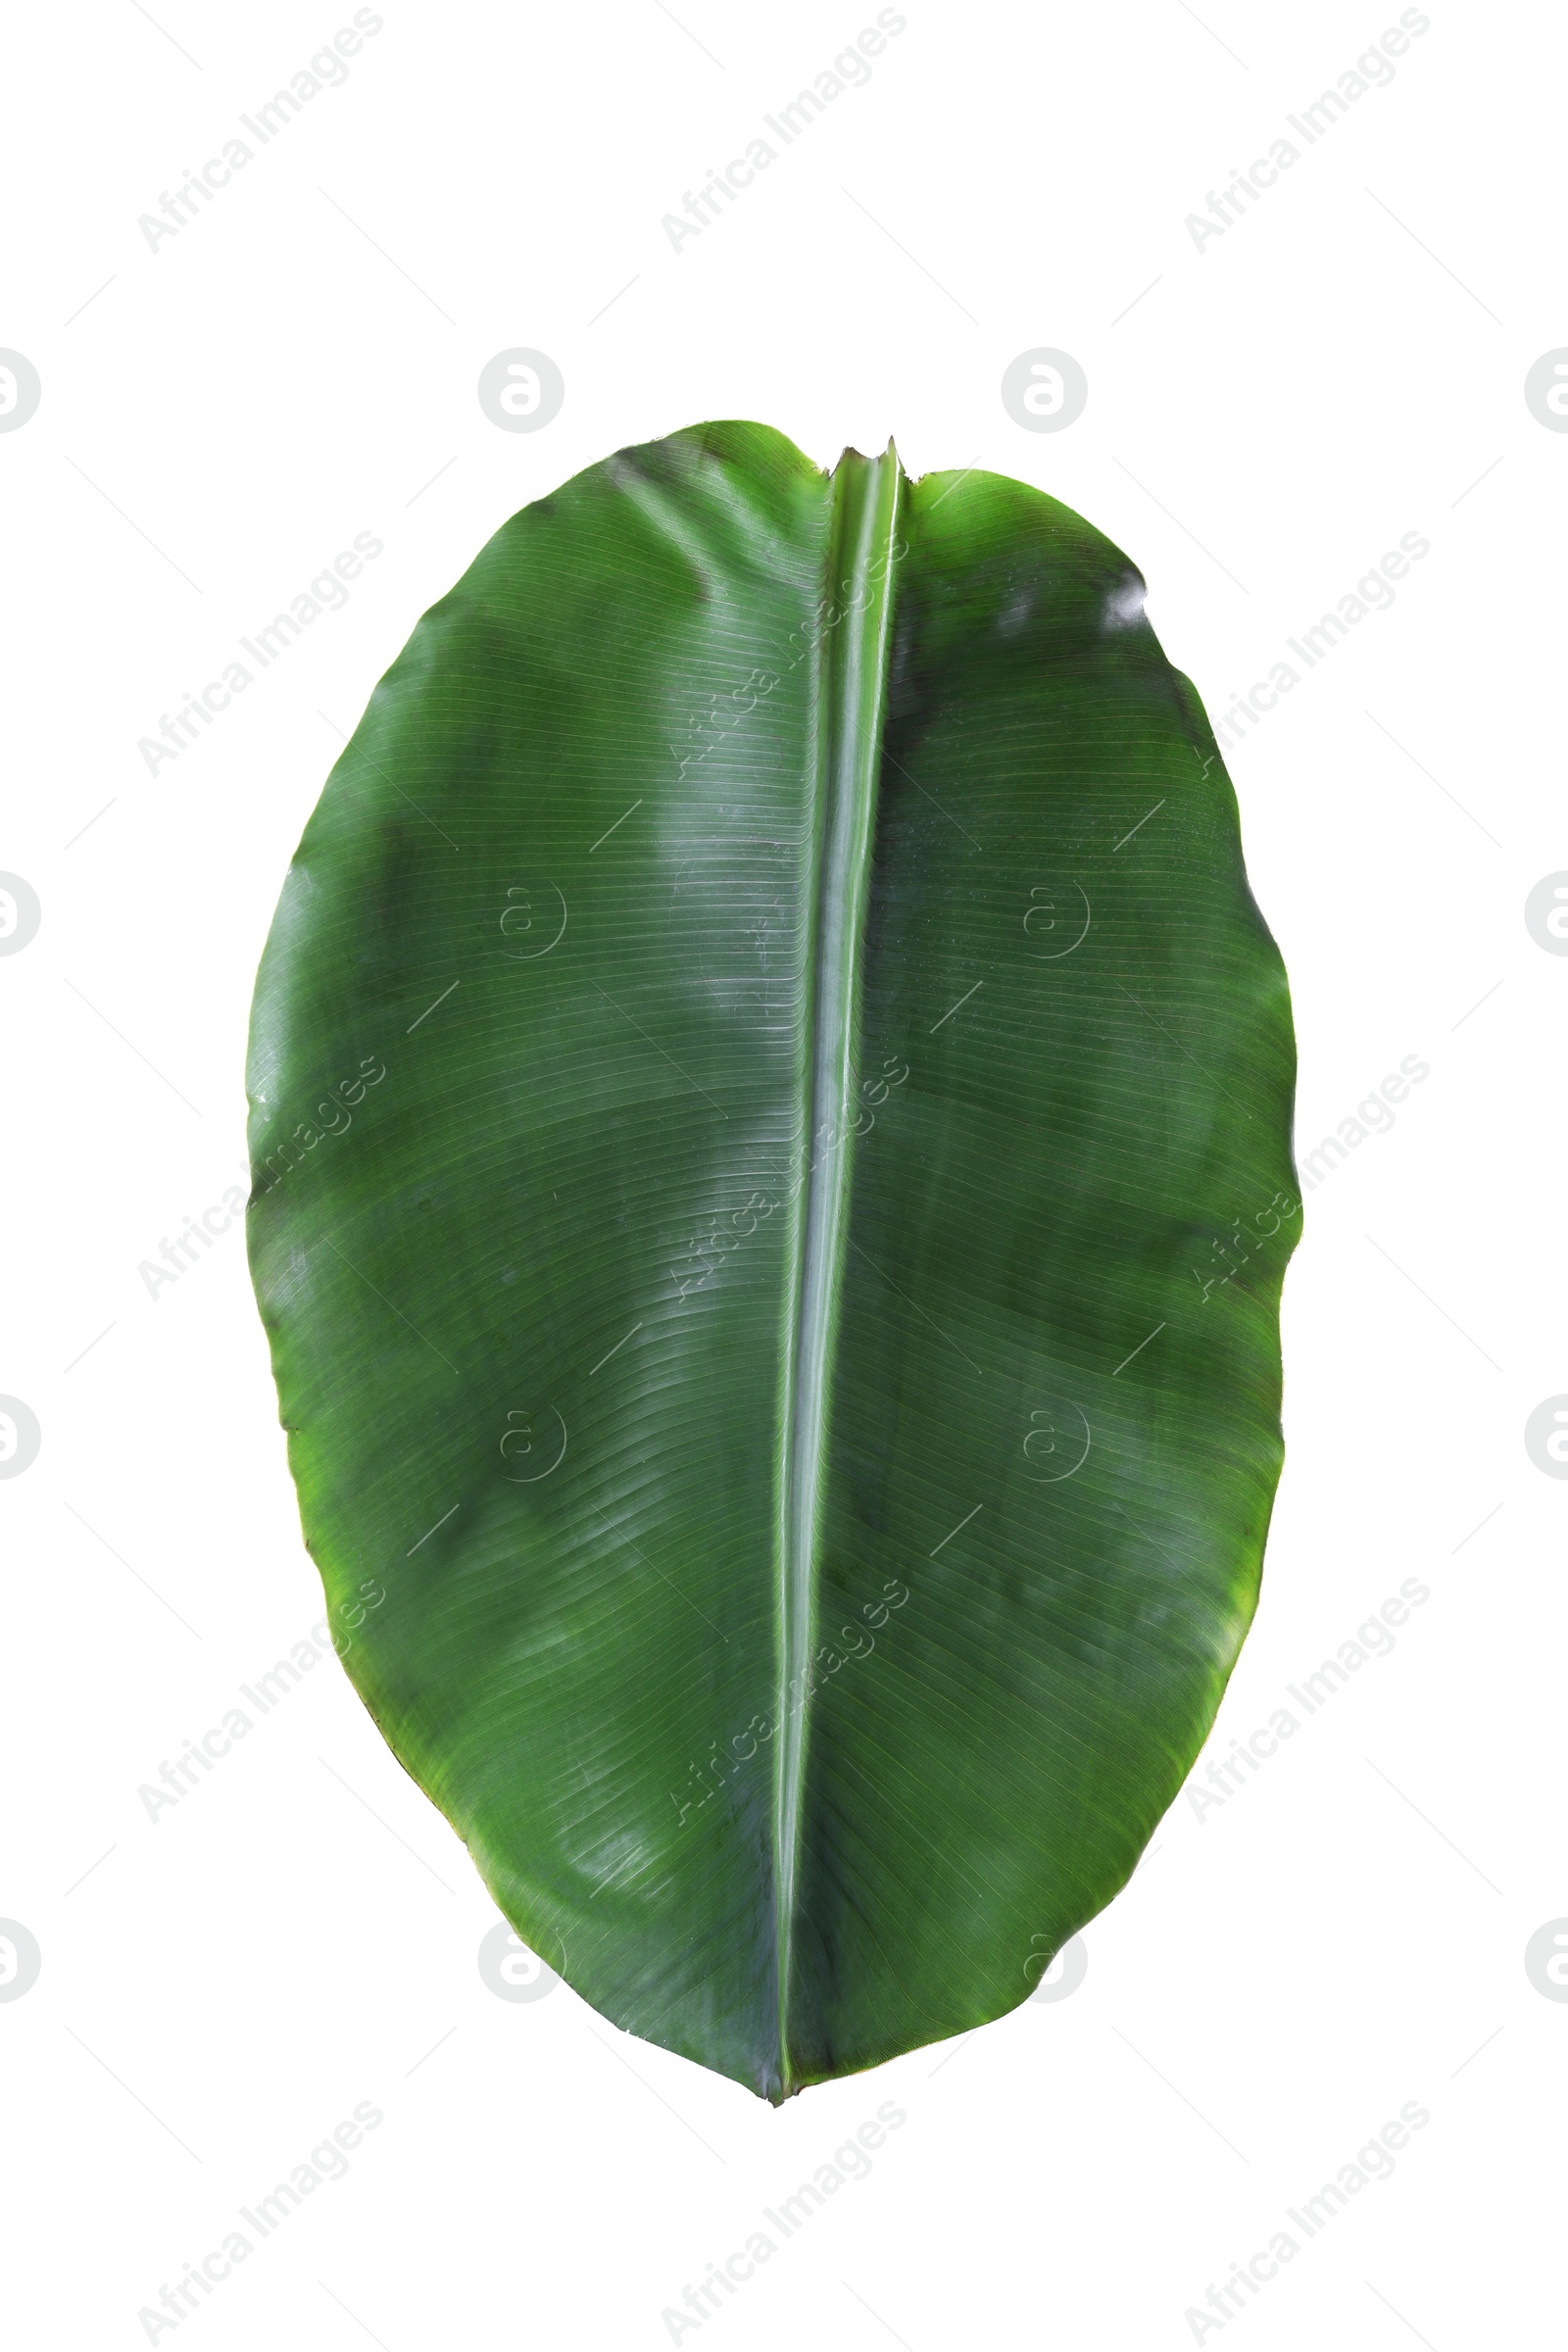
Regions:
[[3, 1, 1562, 2344]]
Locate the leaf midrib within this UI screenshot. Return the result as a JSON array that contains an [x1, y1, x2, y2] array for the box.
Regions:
[[772, 443, 905, 2096]]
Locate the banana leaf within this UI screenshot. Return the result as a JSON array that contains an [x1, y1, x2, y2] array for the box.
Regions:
[[246, 421, 1298, 2101]]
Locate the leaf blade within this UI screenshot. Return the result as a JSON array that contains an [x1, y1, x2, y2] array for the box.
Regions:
[[246, 422, 1298, 2100]]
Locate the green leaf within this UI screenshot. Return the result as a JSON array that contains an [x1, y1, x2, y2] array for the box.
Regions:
[[246, 420, 1298, 2101]]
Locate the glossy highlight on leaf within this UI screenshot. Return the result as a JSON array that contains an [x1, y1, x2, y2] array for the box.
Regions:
[[246, 419, 1298, 2101]]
